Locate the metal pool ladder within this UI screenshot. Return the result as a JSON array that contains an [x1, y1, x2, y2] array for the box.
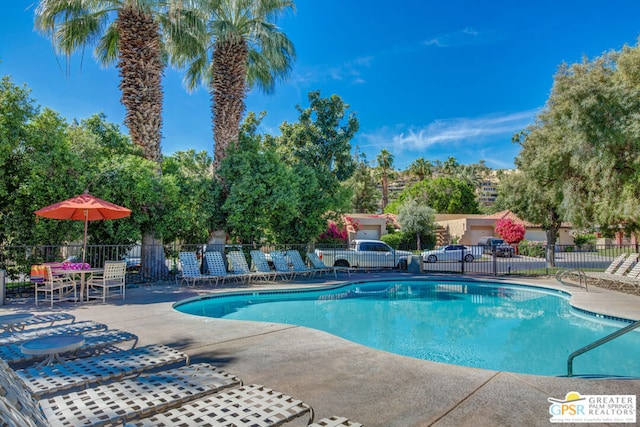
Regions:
[[555, 269, 588, 291], [567, 319, 640, 377]]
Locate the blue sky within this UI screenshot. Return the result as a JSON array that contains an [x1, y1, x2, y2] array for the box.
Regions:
[[2, 1, 640, 170]]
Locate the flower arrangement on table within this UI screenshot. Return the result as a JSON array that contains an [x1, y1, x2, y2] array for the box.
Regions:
[[60, 262, 91, 270]]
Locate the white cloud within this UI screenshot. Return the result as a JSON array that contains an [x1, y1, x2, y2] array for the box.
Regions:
[[290, 55, 373, 87], [423, 27, 491, 48], [390, 110, 537, 149]]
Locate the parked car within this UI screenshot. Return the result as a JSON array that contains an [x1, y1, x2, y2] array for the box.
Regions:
[[122, 256, 141, 271], [315, 240, 413, 269], [422, 245, 475, 263], [477, 237, 514, 257]]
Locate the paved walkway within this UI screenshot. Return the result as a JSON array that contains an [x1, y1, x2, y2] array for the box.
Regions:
[[3, 273, 640, 426]]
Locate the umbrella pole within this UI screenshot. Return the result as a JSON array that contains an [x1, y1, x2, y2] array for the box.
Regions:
[[82, 210, 88, 267]]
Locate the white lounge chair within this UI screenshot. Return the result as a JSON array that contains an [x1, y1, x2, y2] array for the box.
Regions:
[[286, 250, 316, 278], [309, 416, 363, 427], [127, 384, 313, 427], [0, 320, 107, 345], [307, 252, 351, 278], [204, 251, 245, 284], [599, 258, 640, 292], [86, 260, 127, 303], [0, 360, 241, 427], [35, 265, 77, 307], [0, 328, 138, 366], [585, 253, 639, 285], [0, 312, 75, 334], [177, 252, 218, 286], [17, 344, 190, 399], [227, 251, 268, 282], [270, 250, 295, 280], [250, 250, 278, 281]]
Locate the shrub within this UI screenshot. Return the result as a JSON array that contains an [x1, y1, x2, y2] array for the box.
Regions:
[[381, 231, 436, 250], [573, 233, 596, 246], [317, 222, 347, 244], [518, 240, 545, 258]]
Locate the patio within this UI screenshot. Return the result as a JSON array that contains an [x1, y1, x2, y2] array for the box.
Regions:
[[2, 272, 640, 426]]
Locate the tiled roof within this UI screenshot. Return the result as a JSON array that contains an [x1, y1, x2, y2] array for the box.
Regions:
[[484, 210, 571, 228]]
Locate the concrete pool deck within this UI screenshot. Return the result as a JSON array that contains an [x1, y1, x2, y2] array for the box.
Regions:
[[3, 272, 640, 426]]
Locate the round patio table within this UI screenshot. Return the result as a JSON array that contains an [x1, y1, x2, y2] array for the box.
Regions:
[[0, 313, 34, 333], [20, 335, 85, 367]]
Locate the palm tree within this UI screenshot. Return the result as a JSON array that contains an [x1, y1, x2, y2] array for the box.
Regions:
[[167, 0, 296, 169], [35, 0, 167, 162], [376, 149, 394, 210], [441, 156, 460, 177], [407, 157, 433, 181], [34, 0, 178, 278]]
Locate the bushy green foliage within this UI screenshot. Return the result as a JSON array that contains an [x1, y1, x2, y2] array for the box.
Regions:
[[518, 240, 546, 258], [385, 176, 480, 214], [396, 199, 436, 249], [381, 230, 435, 249], [572, 233, 596, 246]]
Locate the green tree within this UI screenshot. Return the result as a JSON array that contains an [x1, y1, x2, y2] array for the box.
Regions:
[[501, 42, 640, 264], [270, 91, 358, 238], [396, 199, 435, 249], [386, 177, 480, 215], [376, 149, 394, 210], [0, 76, 38, 244], [441, 156, 460, 176], [548, 47, 640, 232], [346, 151, 379, 213], [502, 124, 569, 266], [218, 114, 299, 243], [35, 0, 179, 277], [168, 0, 296, 168], [161, 149, 217, 243], [34, 0, 167, 161], [13, 109, 86, 247]]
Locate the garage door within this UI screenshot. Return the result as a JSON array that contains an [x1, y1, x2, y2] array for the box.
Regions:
[[356, 226, 380, 240]]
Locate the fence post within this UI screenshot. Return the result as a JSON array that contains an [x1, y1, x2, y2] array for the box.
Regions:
[[0, 269, 5, 305], [492, 249, 498, 276]]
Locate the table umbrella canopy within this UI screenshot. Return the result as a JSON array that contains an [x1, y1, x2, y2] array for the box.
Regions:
[[34, 193, 131, 221], [34, 192, 131, 265]]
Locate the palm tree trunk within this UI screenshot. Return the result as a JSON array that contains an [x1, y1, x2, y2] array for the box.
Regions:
[[211, 37, 248, 170], [117, 5, 166, 279]]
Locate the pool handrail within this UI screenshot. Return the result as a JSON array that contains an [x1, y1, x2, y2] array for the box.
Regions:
[[567, 319, 640, 377]]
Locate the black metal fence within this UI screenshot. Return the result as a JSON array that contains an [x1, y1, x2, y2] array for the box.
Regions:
[[1, 242, 637, 298], [421, 244, 640, 276]]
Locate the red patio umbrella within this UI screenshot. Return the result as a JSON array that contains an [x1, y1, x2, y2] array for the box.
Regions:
[[34, 191, 131, 266]]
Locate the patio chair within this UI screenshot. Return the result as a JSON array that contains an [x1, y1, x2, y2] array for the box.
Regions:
[[307, 252, 351, 278], [35, 265, 77, 308], [0, 360, 241, 427], [127, 384, 314, 427], [0, 328, 138, 366], [286, 250, 316, 278], [86, 260, 127, 303], [270, 250, 295, 280], [250, 250, 278, 281], [17, 344, 190, 399], [227, 251, 269, 282], [177, 252, 218, 286], [0, 320, 107, 345], [204, 251, 245, 285]]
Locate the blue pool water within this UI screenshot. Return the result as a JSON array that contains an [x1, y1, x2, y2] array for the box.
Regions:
[[174, 279, 640, 377]]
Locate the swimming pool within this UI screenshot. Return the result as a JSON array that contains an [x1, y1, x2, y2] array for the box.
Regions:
[[174, 279, 640, 377]]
